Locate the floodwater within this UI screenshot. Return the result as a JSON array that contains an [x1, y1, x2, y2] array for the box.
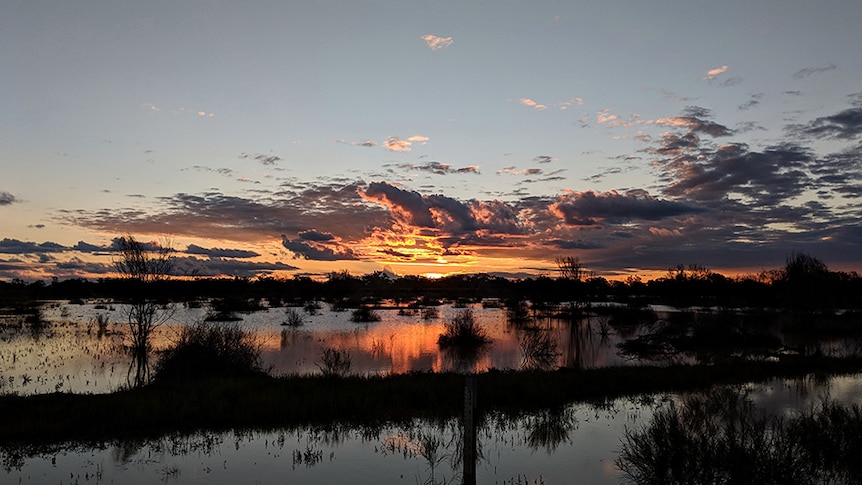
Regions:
[[2, 300, 862, 483], [4, 375, 862, 484], [0, 301, 638, 395]]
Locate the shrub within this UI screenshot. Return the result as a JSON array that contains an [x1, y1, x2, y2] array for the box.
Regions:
[[316, 348, 352, 377], [154, 322, 263, 382], [282, 308, 304, 327], [437, 309, 491, 347], [351, 306, 381, 323], [519, 330, 560, 370]]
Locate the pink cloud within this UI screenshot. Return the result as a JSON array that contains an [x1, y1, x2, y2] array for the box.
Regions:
[[421, 34, 453, 51]]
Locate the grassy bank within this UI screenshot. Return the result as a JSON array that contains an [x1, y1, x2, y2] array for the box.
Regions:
[[2, 356, 862, 446]]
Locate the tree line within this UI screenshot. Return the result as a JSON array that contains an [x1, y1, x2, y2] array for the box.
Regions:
[[2, 252, 860, 311]]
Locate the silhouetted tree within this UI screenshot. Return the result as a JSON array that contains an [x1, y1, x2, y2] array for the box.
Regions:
[[113, 235, 175, 386]]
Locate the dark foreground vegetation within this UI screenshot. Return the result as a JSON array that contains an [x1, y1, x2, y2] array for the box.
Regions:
[[619, 388, 862, 484], [2, 356, 861, 447]]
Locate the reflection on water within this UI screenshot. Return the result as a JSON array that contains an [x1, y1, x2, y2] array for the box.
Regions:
[[4, 375, 859, 484], [1, 302, 633, 395]]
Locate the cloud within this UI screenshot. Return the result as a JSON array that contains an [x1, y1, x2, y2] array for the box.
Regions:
[[359, 182, 526, 237], [421, 34, 453, 51], [0, 192, 18, 205], [792, 63, 837, 80], [407, 135, 429, 144], [520, 98, 547, 110], [391, 161, 480, 175], [239, 152, 282, 165], [281, 235, 358, 261], [185, 244, 260, 259], [738, 93, 763, 111], [704, 65, 728, 80], [549, 190, 703, 226], [172, 257, 298, 277], [596, 109, 618, 124], [791, 107, 862, 140], [335, 139, 378, 147], [61, 183, 388, 244], [650, 106, 733, 137], [0, 238, 67, 254], [298, 229, 336, 242], [497, 167, 543, 176], [533, 155, 555, 164], [383, 137, 413, 152]]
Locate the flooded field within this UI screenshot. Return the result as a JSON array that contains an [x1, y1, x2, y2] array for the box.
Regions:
[[3, 300, 862, 483], [4, 374, 861, 484], [1, 300, 637, 395]]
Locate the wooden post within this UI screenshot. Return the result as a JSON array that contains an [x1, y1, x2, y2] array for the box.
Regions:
[[463, 375, 477, 485]]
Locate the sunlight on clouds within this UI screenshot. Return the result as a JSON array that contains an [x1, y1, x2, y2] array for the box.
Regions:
[[383, 136, 412, 152], [421, 34, 453, 51], [649, 227, 681, 237], [383, 135, 428, 152], [520, 98, 547, 110], [597, 109, 618, 124], [704, 65, 728, 80]]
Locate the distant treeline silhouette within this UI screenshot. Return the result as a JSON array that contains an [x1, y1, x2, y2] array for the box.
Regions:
[[2, 252, 860, 311]]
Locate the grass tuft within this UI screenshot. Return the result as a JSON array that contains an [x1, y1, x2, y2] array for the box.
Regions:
[[437, 309, 491, 348], [154, 322, 264, 383]]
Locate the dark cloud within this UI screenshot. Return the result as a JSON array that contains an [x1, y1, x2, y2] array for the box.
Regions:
[[73, 241, 106, 252], [547, 239, 604, 250], [186, 244, 260, 259], [298, 229, 336, 242], [533, 155, 555, 164], [0, 192, 18, 205], [360, 182, 526, 237], [379, 248, 413, 260], [281, 235, 358, 261], [661, 143, 814, 205], [791, 107, 862, 140], [172, 256, 298, 277], [239, 152, 282, 165], [62, 182, 385, 243], [735, 121, 766, 133], [390, 161, 479, 175], [0, 238, 67, 254], [792, 63, 837, 80], [549, 190, 703, 226], [653, 106, 733, 137], [738, 93, 763, 111]]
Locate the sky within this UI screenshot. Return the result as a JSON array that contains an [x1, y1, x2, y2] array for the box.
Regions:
[[2, 0, 862, 281]]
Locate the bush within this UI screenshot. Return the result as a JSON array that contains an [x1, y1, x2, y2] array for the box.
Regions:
[[154, 322, 263, 382], [282, 308, 304, 327], [437, 309, 491, 347], [351, 306, 381, 323], [316, 348, 352, 377]]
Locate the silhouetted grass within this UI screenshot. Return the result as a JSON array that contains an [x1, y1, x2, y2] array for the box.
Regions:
[[617, 387, 862, 483], [153, 322, 264, 383], [437, 309, 491, 347], [2, 356, 861, 446], [316, 348, 352, 377], [350, 306, 381, 322]]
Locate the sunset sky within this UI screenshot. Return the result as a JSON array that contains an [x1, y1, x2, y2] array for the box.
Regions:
[[3, 1, 861, 281]]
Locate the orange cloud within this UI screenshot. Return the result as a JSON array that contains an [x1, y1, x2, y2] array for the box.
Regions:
[[704, 65, 728, 80], [520, 98, 547, 110], [421, 34, 453, 51], [383, 136, 412, 152]]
